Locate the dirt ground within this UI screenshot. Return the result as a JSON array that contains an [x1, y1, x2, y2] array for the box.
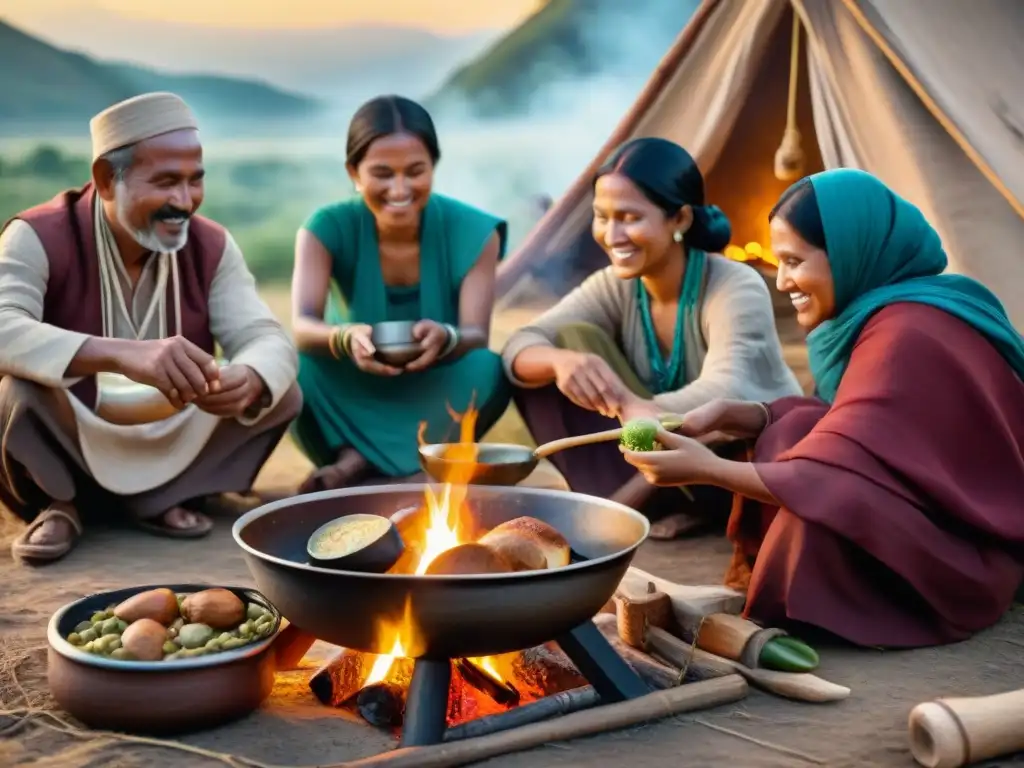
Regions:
[[1, 292, 1023, 768]]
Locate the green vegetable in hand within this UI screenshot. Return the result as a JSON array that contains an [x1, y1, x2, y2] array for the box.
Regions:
[[620, 418, 660, 452], [759, 635, 820, 672]]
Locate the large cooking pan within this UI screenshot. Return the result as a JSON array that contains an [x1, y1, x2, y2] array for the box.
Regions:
[[233, 484, 649, 659]]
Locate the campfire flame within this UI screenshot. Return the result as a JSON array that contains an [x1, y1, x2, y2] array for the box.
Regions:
[[356, 397, 513, 693]]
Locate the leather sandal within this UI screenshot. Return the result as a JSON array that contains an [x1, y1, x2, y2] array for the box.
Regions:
[[11, 505, 83, 563]]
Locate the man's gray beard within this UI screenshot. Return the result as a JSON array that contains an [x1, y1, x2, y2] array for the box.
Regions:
[[114, 181, 189, 253]]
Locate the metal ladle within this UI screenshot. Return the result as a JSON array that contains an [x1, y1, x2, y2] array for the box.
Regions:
[[418, 415, 683, 486]]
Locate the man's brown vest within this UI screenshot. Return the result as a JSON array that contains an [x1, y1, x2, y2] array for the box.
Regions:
[[4, 184, 226, 408]]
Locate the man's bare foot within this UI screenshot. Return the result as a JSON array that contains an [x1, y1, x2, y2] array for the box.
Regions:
[[299, 449, 371, 494], [136, 505, 213, 539], [160, 506, 209, 531]]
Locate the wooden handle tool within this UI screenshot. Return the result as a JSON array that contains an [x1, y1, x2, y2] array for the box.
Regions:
[[340, 674, 749, 768], [646, 626, 849, 704], [908, 688, 1024, 768], [533, 415, 685, 459]]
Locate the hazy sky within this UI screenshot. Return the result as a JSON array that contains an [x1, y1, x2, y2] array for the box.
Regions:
[[5, 0, 541, 33]]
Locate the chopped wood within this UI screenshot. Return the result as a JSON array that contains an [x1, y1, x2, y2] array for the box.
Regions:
[[454, 659, 520, 706], [309, 648, 368, 707], [444, 686, 600, 742], [357, 682, 407, 728], [614, 585, 673, 648], [509, 644, 587, 698], [592, 613, 681, 689], [619, 568, 745, 630]]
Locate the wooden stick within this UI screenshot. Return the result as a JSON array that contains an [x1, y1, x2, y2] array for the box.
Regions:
[[338, 675, 748, 768], [443, 687, 600, 742], [646, 626, 849, 703], [908, 689, 1024, 768], [533, 416, 684, 459], [592, 613, 681, 689]]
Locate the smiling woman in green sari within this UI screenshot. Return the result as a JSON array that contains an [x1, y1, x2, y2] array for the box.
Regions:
[[290, 96, 512, 491]]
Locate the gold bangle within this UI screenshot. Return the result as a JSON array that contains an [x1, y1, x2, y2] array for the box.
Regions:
[[328, 325, 349, 360], [327, 327, 340, 359], [340, 325, 355, 358]]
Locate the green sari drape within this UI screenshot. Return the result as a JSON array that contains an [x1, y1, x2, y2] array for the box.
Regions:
[[291, 193, 512, 476]]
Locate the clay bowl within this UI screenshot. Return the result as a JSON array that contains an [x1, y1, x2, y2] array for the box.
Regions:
[[371, 320, 422, 367], [306, 513, 405, 572], [47, 583, 303, 735]]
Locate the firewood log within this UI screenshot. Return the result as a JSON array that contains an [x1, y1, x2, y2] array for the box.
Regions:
[[309, 648, 368, 706], [509, 644, 587, 697], [592, 613, 681, 689]]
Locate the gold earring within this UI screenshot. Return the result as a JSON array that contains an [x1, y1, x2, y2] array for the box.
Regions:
[[673, 231, 683, 243]]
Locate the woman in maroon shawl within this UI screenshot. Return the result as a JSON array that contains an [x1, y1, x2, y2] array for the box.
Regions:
[[622, 169, 1024, 647]]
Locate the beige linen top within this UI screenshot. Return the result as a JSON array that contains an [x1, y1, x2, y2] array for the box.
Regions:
[[501, 254, 802, 414]]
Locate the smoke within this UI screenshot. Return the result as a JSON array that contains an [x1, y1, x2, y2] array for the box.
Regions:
[[416, 0, 701, 271], [428, 77, 644, 248]]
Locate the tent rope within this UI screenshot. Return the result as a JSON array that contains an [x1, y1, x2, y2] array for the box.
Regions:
[[785, 9, 801, 133], [773, 7, 806, 181]]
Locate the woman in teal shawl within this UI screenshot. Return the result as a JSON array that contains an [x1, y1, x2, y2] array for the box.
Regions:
[[622, 169, 1024, 647], [290, 96, 512, 491]]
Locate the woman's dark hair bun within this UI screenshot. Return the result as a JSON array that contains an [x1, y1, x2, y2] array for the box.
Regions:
[[594, 137, 732, 252]]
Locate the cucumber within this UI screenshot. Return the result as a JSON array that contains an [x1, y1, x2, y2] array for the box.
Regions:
[[758, 636, 819, 672], [773, 635, 820, 668]]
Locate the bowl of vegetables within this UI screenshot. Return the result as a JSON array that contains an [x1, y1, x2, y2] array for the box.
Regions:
[[47, 583, 309, 734]]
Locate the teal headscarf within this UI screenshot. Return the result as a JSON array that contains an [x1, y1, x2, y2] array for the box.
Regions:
[[798, 168, 1024, 403]]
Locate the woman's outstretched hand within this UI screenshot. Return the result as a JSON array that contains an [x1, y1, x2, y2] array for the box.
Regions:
[[619, 428, 720, 486], [551, 350, 629, 417], [677, 399, 770, 443]]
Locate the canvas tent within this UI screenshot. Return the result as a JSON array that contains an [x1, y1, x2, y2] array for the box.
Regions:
[[496, 0, 1024, 329]]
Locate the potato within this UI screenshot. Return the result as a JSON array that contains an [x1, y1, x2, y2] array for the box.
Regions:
[[181, 589, 245, 630], [114, 588, 179, 626], [120, 619, 167, 661], [424, 543, 514, 575]]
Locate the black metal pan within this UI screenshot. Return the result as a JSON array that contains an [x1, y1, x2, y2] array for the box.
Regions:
[[232, 483, 649, 659]]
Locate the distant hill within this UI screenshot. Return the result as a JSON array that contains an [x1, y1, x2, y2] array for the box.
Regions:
[[4, 10, 495, 105], [427, 0, 701, 119], [0, 20, 321, 129]]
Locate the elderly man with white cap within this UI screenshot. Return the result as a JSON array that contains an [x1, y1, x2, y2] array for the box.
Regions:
[[0, 92, 301, 564]]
